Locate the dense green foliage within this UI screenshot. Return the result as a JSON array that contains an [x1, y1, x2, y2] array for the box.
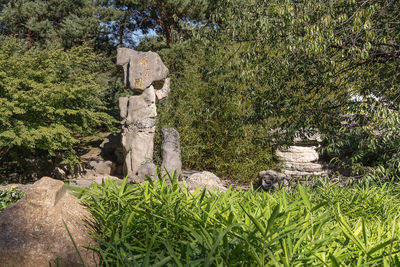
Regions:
[[148, 0, 400, 180], [0, 38, 115, 168], [150, 43, 274, 179], [0, 0, 101, 48], [79, 177, 400, 266], [0, 188, 24, 211]]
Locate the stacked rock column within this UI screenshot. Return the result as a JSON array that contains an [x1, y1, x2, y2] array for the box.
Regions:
[[116, 48, 170, 181]]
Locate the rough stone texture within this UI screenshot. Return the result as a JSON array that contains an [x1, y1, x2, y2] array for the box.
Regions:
[[0, 177, 98, 266], [137, 161, 156, 180], [282, 162, 325, 172], [88, 160, 114, 176], [259, 170, 289, 191], [276, 146, 319, 163], [126, 86, 157, 127], [118, 97, 129, 119], [155, 77, 170, 100], [120, 86, 157, 180], [117, 48, 169, 91], [161, 128, 182, 178], [185, 171, 226, 192]]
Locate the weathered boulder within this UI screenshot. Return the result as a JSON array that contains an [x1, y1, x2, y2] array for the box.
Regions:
[[259, 170, 288, 191], [116, 48, 169, 91], [184, 171, 226, 192], [117, 48, 171, 182], [161, 128, 182, 178], [0, 177, 98, 266], [282, 162, 328, 176]]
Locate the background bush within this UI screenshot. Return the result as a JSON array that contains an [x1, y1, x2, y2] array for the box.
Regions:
[[0, 188, 25, 211]]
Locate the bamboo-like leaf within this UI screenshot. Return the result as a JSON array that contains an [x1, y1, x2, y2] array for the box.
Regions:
[[298, 185, 312, 211], [240, 204, 266, 235], [266, 204, 280, 236]]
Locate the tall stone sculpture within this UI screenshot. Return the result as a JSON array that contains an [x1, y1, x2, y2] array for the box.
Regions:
[[117, 48, 170, 180]]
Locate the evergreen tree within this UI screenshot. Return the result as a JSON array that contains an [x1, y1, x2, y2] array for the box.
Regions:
[[0, 0, 101, 48], [97, 0, 212, 47]]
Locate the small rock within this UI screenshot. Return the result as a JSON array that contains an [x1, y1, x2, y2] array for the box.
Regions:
[[155, 78, 170, 100], [52, 167, 66, 180], [259, 170, 288, 191], [184, 171, 226, 192], [70, 175, 122, 187]]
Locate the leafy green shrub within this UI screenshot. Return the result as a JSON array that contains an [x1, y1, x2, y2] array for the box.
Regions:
[[81, 176, 400, 266], [0, 38, 116, 170], [0, 188, 25, 211]]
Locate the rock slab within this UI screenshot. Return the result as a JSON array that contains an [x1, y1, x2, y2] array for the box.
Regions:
[[0, 177, 98, 267]]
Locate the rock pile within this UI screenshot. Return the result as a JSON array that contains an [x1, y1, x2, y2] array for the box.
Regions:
[[276, 146, 328, 177], [260, 144, 329, 191]]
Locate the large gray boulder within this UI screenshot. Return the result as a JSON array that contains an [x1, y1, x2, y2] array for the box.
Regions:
[[0, 177, 98, 266], [161, 128, 182, 178], [117, 48, 171, 182], [117, 48, 169, 91]]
